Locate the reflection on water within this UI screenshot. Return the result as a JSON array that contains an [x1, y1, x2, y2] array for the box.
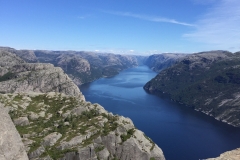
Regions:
[[80, 65, 240, 160]]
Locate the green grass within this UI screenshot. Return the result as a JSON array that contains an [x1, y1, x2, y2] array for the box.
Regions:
[[120, 128, 135, 142], [95, 145, 105, 152]]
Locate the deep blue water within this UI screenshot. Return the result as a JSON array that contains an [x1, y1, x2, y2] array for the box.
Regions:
[[80, 65, 240, 160]]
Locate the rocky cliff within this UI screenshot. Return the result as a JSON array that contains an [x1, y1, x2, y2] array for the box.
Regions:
[[144, 50, 240, 127], [0, 50, 165, 159], [0, 92, 165, 160], [0, 47, 145, 85]]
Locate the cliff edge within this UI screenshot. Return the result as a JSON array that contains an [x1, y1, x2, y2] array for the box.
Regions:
[[0, 51, 165, 159]]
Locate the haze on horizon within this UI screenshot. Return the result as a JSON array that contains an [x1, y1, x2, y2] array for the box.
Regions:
[[0, 0, 240, 55]]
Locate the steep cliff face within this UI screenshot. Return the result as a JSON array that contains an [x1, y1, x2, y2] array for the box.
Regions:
[[144, 50, 240, 127], [0, 47, 146, 85], [0, 50, 84, 99], [0, 50, 25, 76], [0, 92, 165, 160], [145, 53, 187, 72], [0, 63, 85, 100]]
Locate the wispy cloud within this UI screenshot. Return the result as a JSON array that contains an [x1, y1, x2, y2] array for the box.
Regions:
[[184, 0, 240, 51], [190, 0, 217, 5], [77, 14, 91, 19], [77, 16, 86, 19], [102, 10, 194, 27]]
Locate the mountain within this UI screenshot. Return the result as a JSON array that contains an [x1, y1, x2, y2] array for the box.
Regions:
[[0, 51, 165, 160], [144, 50, 240, 127], [0, 47, 146, 85], [145, 53, 187, 72]]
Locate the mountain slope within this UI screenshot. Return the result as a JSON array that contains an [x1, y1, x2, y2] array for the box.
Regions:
[[0, 51, 165, 160], [145, 53, 187, 72], [144, 51, 240, 127], [0, 92, 165, 160], [0, 47, 145, 85]]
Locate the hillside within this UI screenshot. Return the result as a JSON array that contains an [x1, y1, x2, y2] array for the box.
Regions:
[[145, 53, 187, 72], [0, 47, 146, 85], [0, 51, 165, 160], [144, 50, 240, 127]]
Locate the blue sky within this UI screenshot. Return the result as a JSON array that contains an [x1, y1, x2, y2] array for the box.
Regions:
[[0, 0, 240, 55]]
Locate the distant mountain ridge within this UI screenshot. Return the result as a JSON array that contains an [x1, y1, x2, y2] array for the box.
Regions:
[[0, 47, 147, 85], [145, 53, 187, 72], [144, 50, 240, 127]]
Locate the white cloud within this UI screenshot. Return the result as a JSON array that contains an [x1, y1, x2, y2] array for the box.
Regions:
[[184, 0, 240, 51], [102, 10, 194, 27]]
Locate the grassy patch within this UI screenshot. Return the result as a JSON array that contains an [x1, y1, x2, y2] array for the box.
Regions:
[[120, 128, 135, 142], [95, 145, 105, 152]]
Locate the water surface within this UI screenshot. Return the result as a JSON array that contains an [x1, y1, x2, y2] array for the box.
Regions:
[[80, 65, 240, 160]]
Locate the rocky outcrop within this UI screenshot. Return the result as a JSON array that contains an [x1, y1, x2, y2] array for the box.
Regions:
[[0, 92, 165, 160], [145, 53, 187, 72], [144, 50, 240, 127], [0, 50, 25, 76], [206, 148, 240, 160], [0, 60, 85, 100], [0, 104, 28, 160]]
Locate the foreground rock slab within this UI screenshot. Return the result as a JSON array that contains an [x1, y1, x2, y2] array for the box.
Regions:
[[0, 104, 28, 160]]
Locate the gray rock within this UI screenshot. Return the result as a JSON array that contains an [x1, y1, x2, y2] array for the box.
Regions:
[[60, 145, 98, 160], [77, 145, 97, 160], [0, 104, 28, 160], [28, 146, 45, 159], [29, 112, 39, 120], [58, 135, 86, 150], [0, 52, 85, 101], [41, 132, 62, 147], [13, 117, 30, 126], [96, 148, 110, 160], [206, 148, 240, 160]]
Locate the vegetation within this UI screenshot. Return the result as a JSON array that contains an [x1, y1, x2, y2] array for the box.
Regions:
[[0, 92, 140, 159], [0, 72, 16, 82], [0, 93, 104, 159], [94, 145, 105, 152], [120, 128, 135, 142], [144, 53, 240, 127]]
